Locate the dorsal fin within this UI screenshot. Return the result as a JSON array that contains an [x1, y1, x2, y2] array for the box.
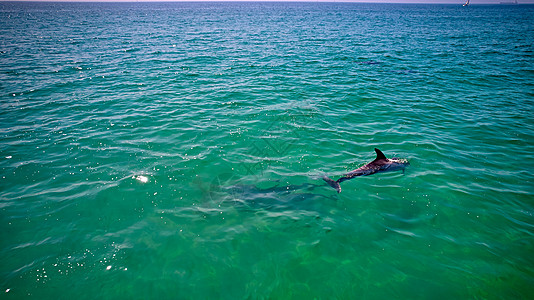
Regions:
[[374, 148, 387, 160]]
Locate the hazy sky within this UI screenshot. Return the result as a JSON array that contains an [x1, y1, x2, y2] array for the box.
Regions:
[[8, 0, 534, 3]]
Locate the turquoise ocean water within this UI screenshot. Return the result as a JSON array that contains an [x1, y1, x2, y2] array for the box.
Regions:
[[1, 2, 533, 298]]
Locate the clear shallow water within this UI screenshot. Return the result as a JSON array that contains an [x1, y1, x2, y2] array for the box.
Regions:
[[1, 2, 533, 298]]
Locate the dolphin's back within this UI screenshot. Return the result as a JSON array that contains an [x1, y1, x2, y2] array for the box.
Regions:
[[322, 148, 408, 193]]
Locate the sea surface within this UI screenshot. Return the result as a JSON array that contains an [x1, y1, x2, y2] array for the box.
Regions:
[[1, 1, 533, 299]]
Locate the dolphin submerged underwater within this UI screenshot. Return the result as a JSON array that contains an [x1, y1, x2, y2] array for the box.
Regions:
[[323, 148, 409, 193]]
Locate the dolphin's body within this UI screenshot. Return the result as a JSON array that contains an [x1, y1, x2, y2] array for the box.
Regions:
[[323, 148, 409, 193]]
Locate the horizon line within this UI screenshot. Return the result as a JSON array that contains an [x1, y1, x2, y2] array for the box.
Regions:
[[1, 0, 531, 4]]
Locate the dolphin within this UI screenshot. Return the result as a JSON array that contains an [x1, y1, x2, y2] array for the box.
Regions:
[[323, 148, 409, 193]]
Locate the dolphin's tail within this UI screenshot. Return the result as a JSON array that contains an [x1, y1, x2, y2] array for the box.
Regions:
[[322, 176, 341, 193]]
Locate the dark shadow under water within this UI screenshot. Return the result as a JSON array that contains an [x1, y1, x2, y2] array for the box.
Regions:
[[213, 180, 337, 212]]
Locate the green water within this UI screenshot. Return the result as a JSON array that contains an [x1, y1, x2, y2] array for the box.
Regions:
[[1, 2, 533, 299]]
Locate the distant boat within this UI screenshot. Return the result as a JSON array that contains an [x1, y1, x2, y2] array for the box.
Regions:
[[463, 0, 470, 7], [500, 0, 518, 4]]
